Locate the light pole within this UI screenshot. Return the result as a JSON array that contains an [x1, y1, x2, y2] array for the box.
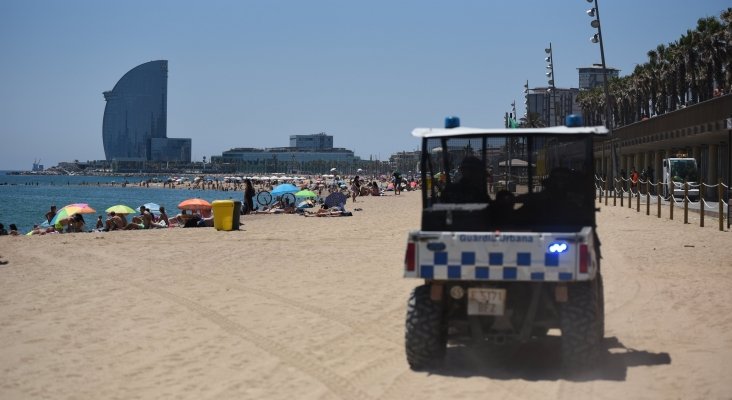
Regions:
[[586, 0, 616, 179], [523, 80, 529, 125], [727, 115, 731, 229], [545, 43, 557, 126]]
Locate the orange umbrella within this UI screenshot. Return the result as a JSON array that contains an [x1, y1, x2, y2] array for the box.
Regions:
[[178, 198, 212, 210]]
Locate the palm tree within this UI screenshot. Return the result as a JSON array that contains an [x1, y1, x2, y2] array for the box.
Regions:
[[575, 8, 730, 127], [519, 112, 546, 128]]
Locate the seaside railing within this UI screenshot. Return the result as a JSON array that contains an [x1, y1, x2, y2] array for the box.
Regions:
[[594, 175, 730, 231]]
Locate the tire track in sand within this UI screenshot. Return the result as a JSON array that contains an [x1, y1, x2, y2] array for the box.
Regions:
[[182, 272, 404, 347], [134, 282, 374, 400]]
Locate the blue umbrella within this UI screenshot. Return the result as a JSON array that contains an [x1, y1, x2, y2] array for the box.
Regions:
[[271, 183, 299, 195], [143, 202, 161, 214], [325, 192, 347, 208]]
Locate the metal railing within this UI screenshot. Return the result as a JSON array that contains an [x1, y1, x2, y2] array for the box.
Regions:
[[594, 175, 730, 231]]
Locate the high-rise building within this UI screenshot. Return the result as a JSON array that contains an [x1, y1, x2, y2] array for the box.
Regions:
[[577, 64, 620, 90], [102, 60, 191, 162], [289, 132, 333, 150], [526, 87, 581, 127]]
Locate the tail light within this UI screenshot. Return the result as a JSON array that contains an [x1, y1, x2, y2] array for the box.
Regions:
[[579, 243, 588, 273], [405, 242, 416, 271]]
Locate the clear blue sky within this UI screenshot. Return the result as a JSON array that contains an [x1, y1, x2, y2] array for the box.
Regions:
[[0, 0, 728, 171]]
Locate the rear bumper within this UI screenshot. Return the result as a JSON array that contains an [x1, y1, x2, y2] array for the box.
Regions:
[[404, 227, 598, 282]]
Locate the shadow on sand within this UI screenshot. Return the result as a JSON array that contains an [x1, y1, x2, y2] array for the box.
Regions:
[[423, 336, 671, 381]]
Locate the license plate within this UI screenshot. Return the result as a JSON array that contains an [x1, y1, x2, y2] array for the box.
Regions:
[[467, 288, 506, 316]]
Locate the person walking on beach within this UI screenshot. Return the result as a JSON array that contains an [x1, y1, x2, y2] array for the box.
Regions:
[[351, 175, 361, 202], [243, 179, 256, 214], [630, 167, 640, 195], [393, 171, 402, 195]]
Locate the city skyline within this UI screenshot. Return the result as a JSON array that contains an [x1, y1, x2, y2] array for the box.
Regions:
[[1, 0, 729, 170]]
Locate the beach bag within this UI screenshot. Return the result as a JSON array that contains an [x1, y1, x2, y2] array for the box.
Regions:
[[184, 217, 200, 228]]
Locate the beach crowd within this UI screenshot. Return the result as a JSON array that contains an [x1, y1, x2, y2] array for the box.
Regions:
[[0, 172, 421, 236]]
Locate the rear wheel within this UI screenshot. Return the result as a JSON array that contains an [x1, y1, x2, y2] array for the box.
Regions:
[[405, 284, 446, 370], [559, 279, 602, 369]]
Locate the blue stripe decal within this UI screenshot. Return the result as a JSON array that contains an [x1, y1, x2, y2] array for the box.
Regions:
[[475, 267, 489, 279], [559, 272, 573, 281], [434, 252, 447, 265], [461, 252, 476, 265], [503, 267, 517, 280], [517, 252, 531, 266], [447, 265, 461, 279], [531, 272, 545, 281], [420, 266, 434, 279], [545, 253, 559, 267], [489, 253, 503, 265]]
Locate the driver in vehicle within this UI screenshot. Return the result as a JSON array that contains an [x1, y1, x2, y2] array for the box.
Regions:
[[441, 156, 490, 203]]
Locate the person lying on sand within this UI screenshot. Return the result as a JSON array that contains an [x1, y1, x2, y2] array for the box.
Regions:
[[304, 204, 350, 217]]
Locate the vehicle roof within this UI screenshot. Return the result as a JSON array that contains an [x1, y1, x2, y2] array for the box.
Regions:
[[412, 125, 609, 138]]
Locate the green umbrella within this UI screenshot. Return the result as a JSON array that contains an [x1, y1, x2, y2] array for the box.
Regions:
[[105, 204, 137, 215], [295, 189, 317, 198]]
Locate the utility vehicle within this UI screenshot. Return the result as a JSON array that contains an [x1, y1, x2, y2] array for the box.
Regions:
[[404, 115, 607, 369]]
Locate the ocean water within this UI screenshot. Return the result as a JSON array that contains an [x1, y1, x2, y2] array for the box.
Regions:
[[0, 172, 245, 233]]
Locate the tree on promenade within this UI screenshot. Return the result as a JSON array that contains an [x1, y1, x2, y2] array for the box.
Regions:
[[578, 8, 732, 128]]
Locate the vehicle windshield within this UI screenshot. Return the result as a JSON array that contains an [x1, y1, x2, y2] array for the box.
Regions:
[[670, 160, 699, 182], [421, 133, 595, 232]]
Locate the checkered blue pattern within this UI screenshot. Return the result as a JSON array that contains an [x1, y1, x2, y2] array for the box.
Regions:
[[408, 228, 596, 282], [417, 250, 575, 281]]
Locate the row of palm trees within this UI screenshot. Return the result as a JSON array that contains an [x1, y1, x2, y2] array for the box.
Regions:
[[578, 8, 731, 127]]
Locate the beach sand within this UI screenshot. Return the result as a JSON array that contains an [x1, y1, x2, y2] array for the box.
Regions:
[[1, 192, 731, 399]]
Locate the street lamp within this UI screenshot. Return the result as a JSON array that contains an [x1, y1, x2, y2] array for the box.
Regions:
[[585, 0, 616, 178], [545, 43, 557, 126], [523, 80, 529, 122]]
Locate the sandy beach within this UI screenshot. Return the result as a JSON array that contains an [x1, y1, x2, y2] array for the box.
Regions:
[[1, 191, 731, 400]]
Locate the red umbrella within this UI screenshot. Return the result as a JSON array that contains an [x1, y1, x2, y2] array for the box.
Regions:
[[178, 198, 212, 210]]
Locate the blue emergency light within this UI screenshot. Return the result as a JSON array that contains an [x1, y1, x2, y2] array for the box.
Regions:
[[444, 116, 460, 129], [565, 114, 583, 127], [548, 241, 569, 253]]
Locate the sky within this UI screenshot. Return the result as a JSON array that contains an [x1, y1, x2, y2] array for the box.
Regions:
[[0, 0, 729, 171]]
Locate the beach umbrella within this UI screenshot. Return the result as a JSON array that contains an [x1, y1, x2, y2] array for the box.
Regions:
[[324, 192, 347, 208], [178, 198, 212, 210], [143, 202, 161, 213], [271, 183, 299, 195], [105, 204, 137, 215], [330, 168, 337, 172], [294, 189, 317, 198], [50, 203, 96, 225]]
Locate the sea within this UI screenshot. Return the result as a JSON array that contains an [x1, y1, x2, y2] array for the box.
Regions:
[[0, 172, 247, 233]]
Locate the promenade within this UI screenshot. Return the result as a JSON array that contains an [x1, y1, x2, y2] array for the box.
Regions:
[[1, 191, 730, 399]]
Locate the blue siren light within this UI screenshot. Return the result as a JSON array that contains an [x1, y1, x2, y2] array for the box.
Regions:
[[565, 114, 583, 127], [548, 241, 569, 253], [444, 116, 460, 129]]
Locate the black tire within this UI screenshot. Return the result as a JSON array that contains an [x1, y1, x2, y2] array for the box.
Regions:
[[405, 284, 446, 370], [559, 279, 602, 369], [257, 191, 273, 206], [281, 193, 296, 206]]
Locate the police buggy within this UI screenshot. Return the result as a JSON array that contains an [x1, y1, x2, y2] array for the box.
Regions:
[[404, 115, 607, 370]]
